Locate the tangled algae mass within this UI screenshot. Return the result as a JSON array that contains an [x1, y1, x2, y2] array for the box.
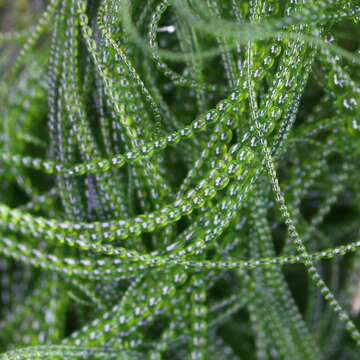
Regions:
[[0, 0, 360, 359]]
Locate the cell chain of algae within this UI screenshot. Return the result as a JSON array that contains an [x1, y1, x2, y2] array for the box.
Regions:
[[0, 0, 359, 359]]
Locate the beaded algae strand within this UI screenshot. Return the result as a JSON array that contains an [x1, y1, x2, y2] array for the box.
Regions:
[[0, 0, 359, 359]]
